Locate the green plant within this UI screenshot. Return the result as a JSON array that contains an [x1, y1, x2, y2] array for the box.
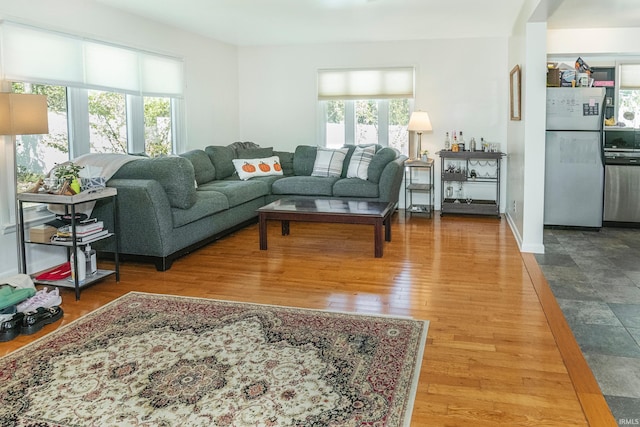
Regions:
[[54, 162, 83, 182]]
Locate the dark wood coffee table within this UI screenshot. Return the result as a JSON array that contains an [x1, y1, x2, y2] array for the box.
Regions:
[[257, 197, 394, 257]]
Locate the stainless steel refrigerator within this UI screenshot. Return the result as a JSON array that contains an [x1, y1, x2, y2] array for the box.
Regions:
[[544, 87, 606, 228]]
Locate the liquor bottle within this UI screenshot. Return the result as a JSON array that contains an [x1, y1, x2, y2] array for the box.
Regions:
[[85, 244, 97, 275], [444, 132, 451, 150], [458, 131, 466, 151], [480, 137, 486, 152]]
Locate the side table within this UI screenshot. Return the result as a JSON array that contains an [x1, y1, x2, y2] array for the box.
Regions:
[[404, 158, 434, 218], [17, 188, 120, 300]]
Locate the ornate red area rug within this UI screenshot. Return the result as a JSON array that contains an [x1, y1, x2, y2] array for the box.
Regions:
[[0, 292, 429, 426]]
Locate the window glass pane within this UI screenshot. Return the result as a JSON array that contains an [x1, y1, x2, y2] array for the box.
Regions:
[[355, 100, 378, 145], [389, 99, 410, 154], [13, 83, 67, 193], [144, 96, 172, 157], [355, 99, 378, 145], [326, 100, 345, 148], [88, 90, 127, 153], [618, 89, 640, 128]]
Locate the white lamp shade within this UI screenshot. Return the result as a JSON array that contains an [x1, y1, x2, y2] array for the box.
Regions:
[[0, 93, 49, 135], [407, 111, 432, 132]]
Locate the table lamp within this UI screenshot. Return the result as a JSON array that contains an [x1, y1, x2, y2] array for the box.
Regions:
[[0, 93, 49, 272], [407, 111, 432, 160]]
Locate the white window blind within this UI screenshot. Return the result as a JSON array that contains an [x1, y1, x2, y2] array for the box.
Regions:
[[620, 64, 640, 89], [0, 21, 184, 97], [317, 67, 414, 100]]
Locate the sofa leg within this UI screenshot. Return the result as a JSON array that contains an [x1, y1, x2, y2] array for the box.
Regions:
[[154, 257, 173, 271]]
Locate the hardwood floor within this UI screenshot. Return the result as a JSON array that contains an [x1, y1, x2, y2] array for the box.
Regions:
[[3, 212, 617, 426]]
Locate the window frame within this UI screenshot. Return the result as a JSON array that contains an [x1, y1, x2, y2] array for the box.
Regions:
[[2, 83, 184, 231], [319, 98, 414, 150]]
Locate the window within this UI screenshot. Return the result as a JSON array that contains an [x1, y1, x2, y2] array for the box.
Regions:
[[89, 90, 127, 154], [318, 67, 414, 153], [322, 98, 412, 153], [618, 64, 640, 127], [2, 22, 184, 208], [13, 83, 68, 194], [144, 97, 172, 157], [12, 84, 177, 194]]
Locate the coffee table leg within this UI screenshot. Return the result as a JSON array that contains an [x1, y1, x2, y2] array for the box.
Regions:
[[384, 214, 391, 242], [259, 214, 267, 250], [374, 219, 383, 258]]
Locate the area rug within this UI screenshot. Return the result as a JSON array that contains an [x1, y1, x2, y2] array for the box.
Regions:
[[0, 292, 429, 427]]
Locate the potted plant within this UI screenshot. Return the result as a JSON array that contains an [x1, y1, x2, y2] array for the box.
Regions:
[[53, 162, 84, 194]]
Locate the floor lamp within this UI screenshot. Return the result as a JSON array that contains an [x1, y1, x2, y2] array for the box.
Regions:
[[407, 111, 432, 160], [0, 93, 50, 273]]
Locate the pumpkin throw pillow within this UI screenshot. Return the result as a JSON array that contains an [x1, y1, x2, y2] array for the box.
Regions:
[[346, 145, 376, 180], [311, 147, 348, 177], [232, 156, 284, 180]]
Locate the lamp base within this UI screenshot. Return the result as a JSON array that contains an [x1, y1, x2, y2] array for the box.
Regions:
[[409, 132, 422, 160]]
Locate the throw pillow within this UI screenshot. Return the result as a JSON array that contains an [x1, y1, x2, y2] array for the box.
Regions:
[[311, 148, 349, 177], [346, 145, 376, 180], [232, 156, 284, 180]]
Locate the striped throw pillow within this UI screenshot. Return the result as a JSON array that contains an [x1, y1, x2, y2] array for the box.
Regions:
[[311, 148, 349, 177], [346, 145, 376, 180]]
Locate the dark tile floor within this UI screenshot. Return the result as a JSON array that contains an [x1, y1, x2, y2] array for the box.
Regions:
[[535, 227, 640, 426]]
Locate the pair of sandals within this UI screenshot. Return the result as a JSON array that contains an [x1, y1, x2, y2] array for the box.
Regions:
[[0, 306, 64, 342]]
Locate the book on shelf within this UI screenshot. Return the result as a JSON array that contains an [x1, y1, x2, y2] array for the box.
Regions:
[[57, 220, 104, 237], [51, 229, 109, 244]]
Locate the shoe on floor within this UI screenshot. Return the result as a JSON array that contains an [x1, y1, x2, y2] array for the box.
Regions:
[[17, 287, 62, 313], [0, 312, 25, 342], [21, 306, 63, 335]]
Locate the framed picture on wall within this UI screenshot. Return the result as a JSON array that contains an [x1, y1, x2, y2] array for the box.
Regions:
[[510, 65, 521, 121]]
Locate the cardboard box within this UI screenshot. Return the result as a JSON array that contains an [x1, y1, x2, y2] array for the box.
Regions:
[[29, 225, 57, 243], [547, 68, 560, 87]]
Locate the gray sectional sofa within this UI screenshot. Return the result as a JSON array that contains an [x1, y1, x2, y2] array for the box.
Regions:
[[92, 144, 407, 271]]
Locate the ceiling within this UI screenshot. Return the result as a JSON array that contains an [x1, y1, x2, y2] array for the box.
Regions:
[[92, 0, 638, 47]]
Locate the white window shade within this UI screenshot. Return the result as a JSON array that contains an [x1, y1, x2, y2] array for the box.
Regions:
[[0, 22, 183, 97], [1, 23, 84, 84], [141, 54, 184, 97], [318, 67, 414, 100], [620, 64, 640, 89], [84, 42, 140, 92]]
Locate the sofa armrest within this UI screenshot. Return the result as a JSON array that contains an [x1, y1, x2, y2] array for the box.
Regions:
[[377, 155, 408, 204], [93, 179, 174, 257]]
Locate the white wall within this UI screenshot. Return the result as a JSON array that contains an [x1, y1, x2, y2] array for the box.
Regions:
[[237, 38, 510, 209], [506, 0, 558, 254], [0, 0, 241, 277]]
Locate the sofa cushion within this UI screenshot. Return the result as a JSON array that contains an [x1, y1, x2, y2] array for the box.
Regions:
[[311, 147, 348, 177], [346, 145, 376, 180], [112, 156, 197, 209], [237, 147, 274, 159], [205, 145, 236, 180], [273, 151, 294, 176], [179, 149, 216, 185], [333, 178, 379, 198], [271, 176, 339, 197], [197, 179, 269, 208], [172, 191, 229, 228], [367, 147, 398, 184], [292, 145, 317, 176], [232, 156, 284, 180]]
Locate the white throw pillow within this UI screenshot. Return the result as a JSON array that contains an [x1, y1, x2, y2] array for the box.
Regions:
[[232, 156, 284, 180], [311, 148, 349, 177], [346, 145, 376, 180]]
